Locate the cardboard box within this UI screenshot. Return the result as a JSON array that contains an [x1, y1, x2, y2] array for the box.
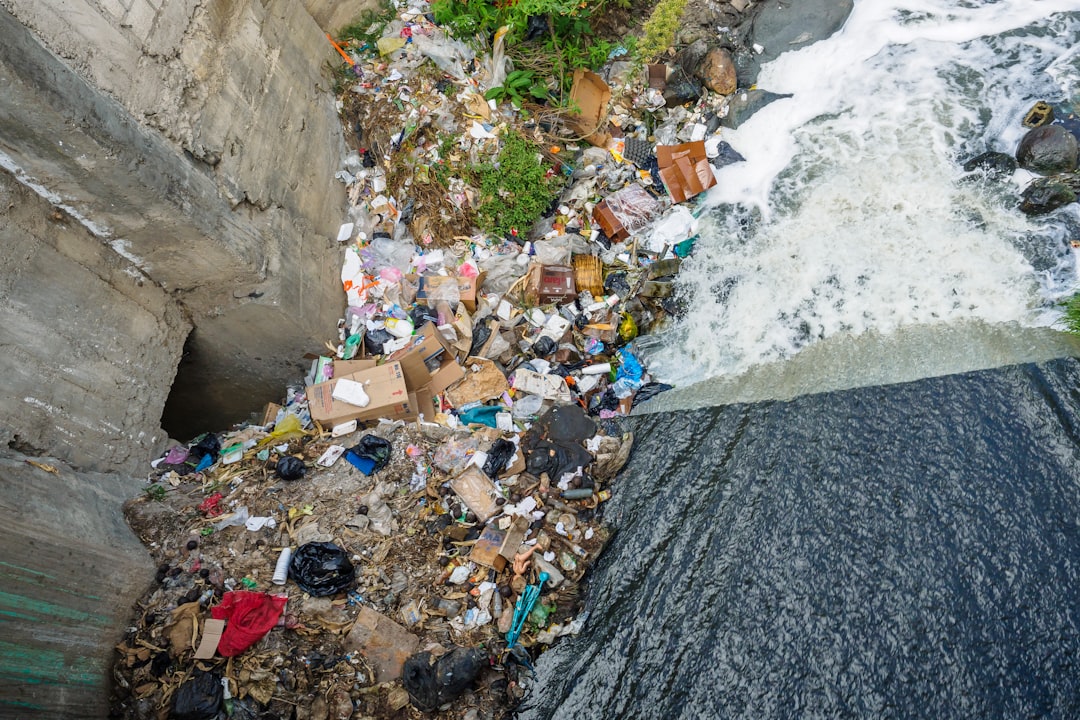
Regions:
[[334, 358, 377, 376], [307, 362, 413, 426], [411, 273, 486, 313], [568, 69, 612, 147], [260, 402, 282, 426], [656, 141, 718, 203], [387, 322, 466, 396]]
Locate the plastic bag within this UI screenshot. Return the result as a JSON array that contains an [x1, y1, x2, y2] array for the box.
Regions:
[[172, 669, 223, 720], [433, 435, 480, 473], [482, 438, 517, 479], [190, 433, 221, 463], [402, 647, 488, 713], [210, 591, 287, 657], [412, 33, 475, 82], [288, 542, 356, 597], [632, 382, 673, 408], [345, 435, 393, 475], [275, 456, 306, 481], [364, 326, 394, 355]]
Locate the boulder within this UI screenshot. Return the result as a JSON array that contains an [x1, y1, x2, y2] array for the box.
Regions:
[[1020, 177, 1077, 216], [699, 48, 738, 95], [962, 151, 1017, 178], [1015, 125, 1078, 175]]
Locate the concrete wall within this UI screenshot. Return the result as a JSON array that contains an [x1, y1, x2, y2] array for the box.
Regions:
[[0, 455, 155, 718], [0, 0, 350, 440], [0, 168, 189, 475], [0, 0, 361, 714]]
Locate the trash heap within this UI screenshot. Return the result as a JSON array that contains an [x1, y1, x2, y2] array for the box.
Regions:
[[114, 3, 778, 718]]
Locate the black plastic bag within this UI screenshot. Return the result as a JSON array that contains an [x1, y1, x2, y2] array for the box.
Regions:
[[526, 440, 592, 480], [411, 304, 439, 330], [172, 669, 222, 720], [482, 438, 516, 479], [348, 435, 392, 474], [588, 387, 619, 416], [604, 271, 631, 298], [632, 382, 674, 408], [467, 322, 493, 358], [524, 15, 549, 41], [275, 456, 306, 481], [402, 647, 488, 712], [288, 542, 356, 597], [532, 335, 557, 358], [189, 433, 221, 463], [364, 326, 394, 356]]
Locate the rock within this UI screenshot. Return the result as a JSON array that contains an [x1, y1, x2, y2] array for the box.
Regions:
[[963, 151, 1017, 177], [721, 89, 793, 129], [1015, 125, 1078, 175], [1020, 177, 1077, 215], [699, 48, 738, 95]]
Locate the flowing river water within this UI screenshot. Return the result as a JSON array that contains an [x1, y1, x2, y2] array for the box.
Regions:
[[520, 1, 1080, 717]]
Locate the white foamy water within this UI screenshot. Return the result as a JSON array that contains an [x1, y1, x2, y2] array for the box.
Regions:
[[642, 0, 1080, 386]]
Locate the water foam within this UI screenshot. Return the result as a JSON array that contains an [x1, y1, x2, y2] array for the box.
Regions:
[[643, 1, 1080, 386]]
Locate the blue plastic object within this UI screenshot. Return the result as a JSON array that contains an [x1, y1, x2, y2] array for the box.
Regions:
[[506, 572, 549, 648]]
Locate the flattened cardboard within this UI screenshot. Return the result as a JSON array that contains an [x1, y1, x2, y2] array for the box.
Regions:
[[656, 141, 718, 203], [450, 467, 502, 522], [260, 402, 282, 426], [498, 516, 531, 564], [343, 606, 419, 683], [307, 362, 412, 426], [445, 357, 509, 407], [470, 524, 508, 570], [387, 322, 466, 395], [568, 69, 612, 147], [193, 618, 225, 659]]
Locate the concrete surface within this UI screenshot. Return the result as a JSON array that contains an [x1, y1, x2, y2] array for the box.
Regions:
[[0, 453, 155, 718]]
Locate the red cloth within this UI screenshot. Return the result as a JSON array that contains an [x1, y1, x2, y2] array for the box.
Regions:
[[210, 591, 287, 656]]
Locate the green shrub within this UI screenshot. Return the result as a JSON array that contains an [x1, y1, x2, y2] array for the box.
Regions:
[[1061, 292, 1080, 335], [474, 132, 559, 236], [638, 0, 687, 61]]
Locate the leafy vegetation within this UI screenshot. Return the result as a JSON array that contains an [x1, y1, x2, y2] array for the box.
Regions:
[[637, 0, 687, 62], [337, 4, 397, 48], [484, 70, 550, 109], [474, 131, 560, 237], [432, 0, 637, 99]]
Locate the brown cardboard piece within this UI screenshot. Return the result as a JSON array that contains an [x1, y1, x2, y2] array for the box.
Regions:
[[387, 322, 466, 396], [193, 618, 225, 659], [498, 516, 531, 565], [450, 467, 502, 522], [568, 69, 612, 147], [260, 402, 282, 426], [593, 184, 662, 241], [445, 357, 509, 407], [342, 606, 419, 683], [656, 141, 718, 203], [470, 524, 508, 570], [307, 362, 413, 426]]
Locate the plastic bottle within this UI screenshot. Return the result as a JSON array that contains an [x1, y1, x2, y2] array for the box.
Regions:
[[272, 547, 292, 585]]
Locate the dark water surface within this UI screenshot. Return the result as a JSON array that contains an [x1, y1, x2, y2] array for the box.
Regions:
[[519, 359, 1080, 719]]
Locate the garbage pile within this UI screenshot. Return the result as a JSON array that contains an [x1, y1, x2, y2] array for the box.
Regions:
[[113, 2, 777, 718]]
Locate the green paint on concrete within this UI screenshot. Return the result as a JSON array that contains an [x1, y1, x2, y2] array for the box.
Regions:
[[0, 640, 99, 686], [0, 566, 102, 602], [0, 561, 55, 580], [0, 698, 44, 710], [0, 590, 108, 627]]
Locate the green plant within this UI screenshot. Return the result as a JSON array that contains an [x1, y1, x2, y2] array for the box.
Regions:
[[638, 0, 688, 62], [337, 3, 396, 48], [474, 131, 560, 236], [144, 484, 167, 502], [485, 70, 550, 109]]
